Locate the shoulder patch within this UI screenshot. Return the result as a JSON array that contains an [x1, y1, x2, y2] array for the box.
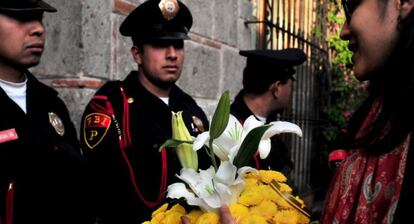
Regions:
[[83, 113, 112, 150]]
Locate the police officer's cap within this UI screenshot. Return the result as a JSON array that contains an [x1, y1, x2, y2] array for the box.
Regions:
[[0, 0, 56, 13], [120, 0, 192, 43], [240, 48, 307, 93]]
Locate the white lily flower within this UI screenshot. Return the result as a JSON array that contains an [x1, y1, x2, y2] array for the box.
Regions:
[[193, 115, 303, 161], [258, 121, 303, 159], [167, 161, 256, 212], [193, 115, 263, 161]]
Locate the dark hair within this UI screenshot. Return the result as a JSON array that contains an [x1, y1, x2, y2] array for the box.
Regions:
[[242, 67, 292, 94], [344, 8, 414, 154]]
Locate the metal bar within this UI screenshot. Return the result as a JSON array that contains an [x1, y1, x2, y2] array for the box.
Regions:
[[244, 20, 327, 53]]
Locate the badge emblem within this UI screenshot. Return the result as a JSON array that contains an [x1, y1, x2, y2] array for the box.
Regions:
[[83, 113, 111, 149], [49, 112, 65, 136], [159, 0, 180, 20]]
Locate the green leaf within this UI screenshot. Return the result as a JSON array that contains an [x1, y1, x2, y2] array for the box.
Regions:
[[158, 139, 193, 152], [233, 125, 271, 168], [209, 91, 230, 140]]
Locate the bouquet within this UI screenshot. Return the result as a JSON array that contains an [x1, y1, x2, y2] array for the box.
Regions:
[[145, 91, 310, 224]]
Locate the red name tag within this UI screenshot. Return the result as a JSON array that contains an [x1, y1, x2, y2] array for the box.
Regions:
[[0, 128, 18, 144]]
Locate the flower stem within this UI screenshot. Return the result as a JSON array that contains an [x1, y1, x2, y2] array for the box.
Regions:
[[208, 139, 218, 171]]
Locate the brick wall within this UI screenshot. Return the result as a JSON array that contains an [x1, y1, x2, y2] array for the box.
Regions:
[[31, 0, 254, 134]]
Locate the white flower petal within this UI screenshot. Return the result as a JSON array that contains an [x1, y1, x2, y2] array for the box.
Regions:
[[263, 121, 303, 139], [167, 183, 196, 200], [224, 115, 245, 142], [243, 115, 265, 133], [214, 161, 237, 185], [193, 131, 210, 150], [228, 145, 241, 163], [215, 182, 232, 203], [258, 139, 271, 159], [187, 197, 215, 212], [212, 133, 240, 161], [202, 193, 223, 210]]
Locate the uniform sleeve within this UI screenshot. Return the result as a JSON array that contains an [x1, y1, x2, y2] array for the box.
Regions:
[[80, 94, 122, 223]]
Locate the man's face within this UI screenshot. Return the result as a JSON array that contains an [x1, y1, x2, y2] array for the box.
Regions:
[[134, 39, 185, 89], [0, 11, 45, 69], [277, 78, 293, 110]]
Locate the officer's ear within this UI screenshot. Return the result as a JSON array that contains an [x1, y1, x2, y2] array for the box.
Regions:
[[270, 80, 282, 99], [131, 46, 143, 65]]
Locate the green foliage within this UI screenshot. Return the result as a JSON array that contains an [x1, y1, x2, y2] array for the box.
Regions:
[[233, 125, 271, 169], [209, 91, 230, 140], [321, 0, 367, 147]]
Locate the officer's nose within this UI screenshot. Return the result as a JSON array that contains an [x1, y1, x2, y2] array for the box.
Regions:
[[165, 45, 177, 61], [29, 20, 45, 38]]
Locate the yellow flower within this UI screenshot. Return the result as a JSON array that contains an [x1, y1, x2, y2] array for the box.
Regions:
[[244, 172, 260, 180], [257, 185, 279, 203], [273, 193, 292, 209], [258, 170, 287, 183], [244, 178, 258, 188], [195, 212, 219, 224], [151, 212, 166, 224], [239, 215, 267, 224], [161, 212, 182, 224], [152, 203, 169, 217], [238, 186, 264, 206], [278, 183, 293, 193], [249, 200, 278, 220], [166, 204, 186, 216], [187, 209, 203, 224], [272, 210, 299, 224], [229, 203, 249, 223]]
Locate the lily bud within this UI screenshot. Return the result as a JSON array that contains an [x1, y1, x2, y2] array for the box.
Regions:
[[172, 111, 198, 170]]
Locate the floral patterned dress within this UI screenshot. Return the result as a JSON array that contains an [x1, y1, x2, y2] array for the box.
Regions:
[[321, 100, 410, 224]]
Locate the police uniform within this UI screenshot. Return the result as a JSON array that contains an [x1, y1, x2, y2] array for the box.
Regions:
[[0, 1, 84, 224], [80, 0, 209, 223], [0, 72, 83, 224], [231, 49, 306, 174]]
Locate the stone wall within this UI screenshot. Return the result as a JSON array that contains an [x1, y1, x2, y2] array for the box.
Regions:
[[31, 0, 255, 134]]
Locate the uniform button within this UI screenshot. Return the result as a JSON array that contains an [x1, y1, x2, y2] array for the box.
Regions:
[[153, 144, 158, 149], [53, 145, 59, 151]]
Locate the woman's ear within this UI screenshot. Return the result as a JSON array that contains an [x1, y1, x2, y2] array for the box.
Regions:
[[400, 0, 414, 20], [131, 46, 142, 65]]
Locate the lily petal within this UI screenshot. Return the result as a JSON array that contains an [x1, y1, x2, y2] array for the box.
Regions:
[[263, 121, 303, 139], [167, 183, 196, 200], [243, 115, 265, 134], [192, 131, 210, 151], [258, 139, 272, 159], [214, 161, 237, 185]]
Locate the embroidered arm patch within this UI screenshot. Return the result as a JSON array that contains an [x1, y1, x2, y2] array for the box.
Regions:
[[83, 113, 111, 149]]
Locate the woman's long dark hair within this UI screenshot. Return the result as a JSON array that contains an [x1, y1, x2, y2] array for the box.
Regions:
[[344, 6, 414, 154]]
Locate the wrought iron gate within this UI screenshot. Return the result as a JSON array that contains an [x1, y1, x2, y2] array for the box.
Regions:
[[246, 0, 330, 196]]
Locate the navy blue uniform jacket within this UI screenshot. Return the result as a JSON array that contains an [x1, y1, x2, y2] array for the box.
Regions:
[[80, 71, 209, 224], [0, 72, 84, 224]]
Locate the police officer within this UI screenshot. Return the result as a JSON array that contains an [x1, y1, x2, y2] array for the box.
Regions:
[[231, 49, 306, 174], [80, 0, 209, 223], [0, 1, 84, 223]]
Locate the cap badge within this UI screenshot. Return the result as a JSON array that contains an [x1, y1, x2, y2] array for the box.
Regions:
[[49, 112, 65, 136], [159, 0, 180, 20]]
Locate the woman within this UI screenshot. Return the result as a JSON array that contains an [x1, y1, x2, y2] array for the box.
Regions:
[[321, 0, 414, 223]]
